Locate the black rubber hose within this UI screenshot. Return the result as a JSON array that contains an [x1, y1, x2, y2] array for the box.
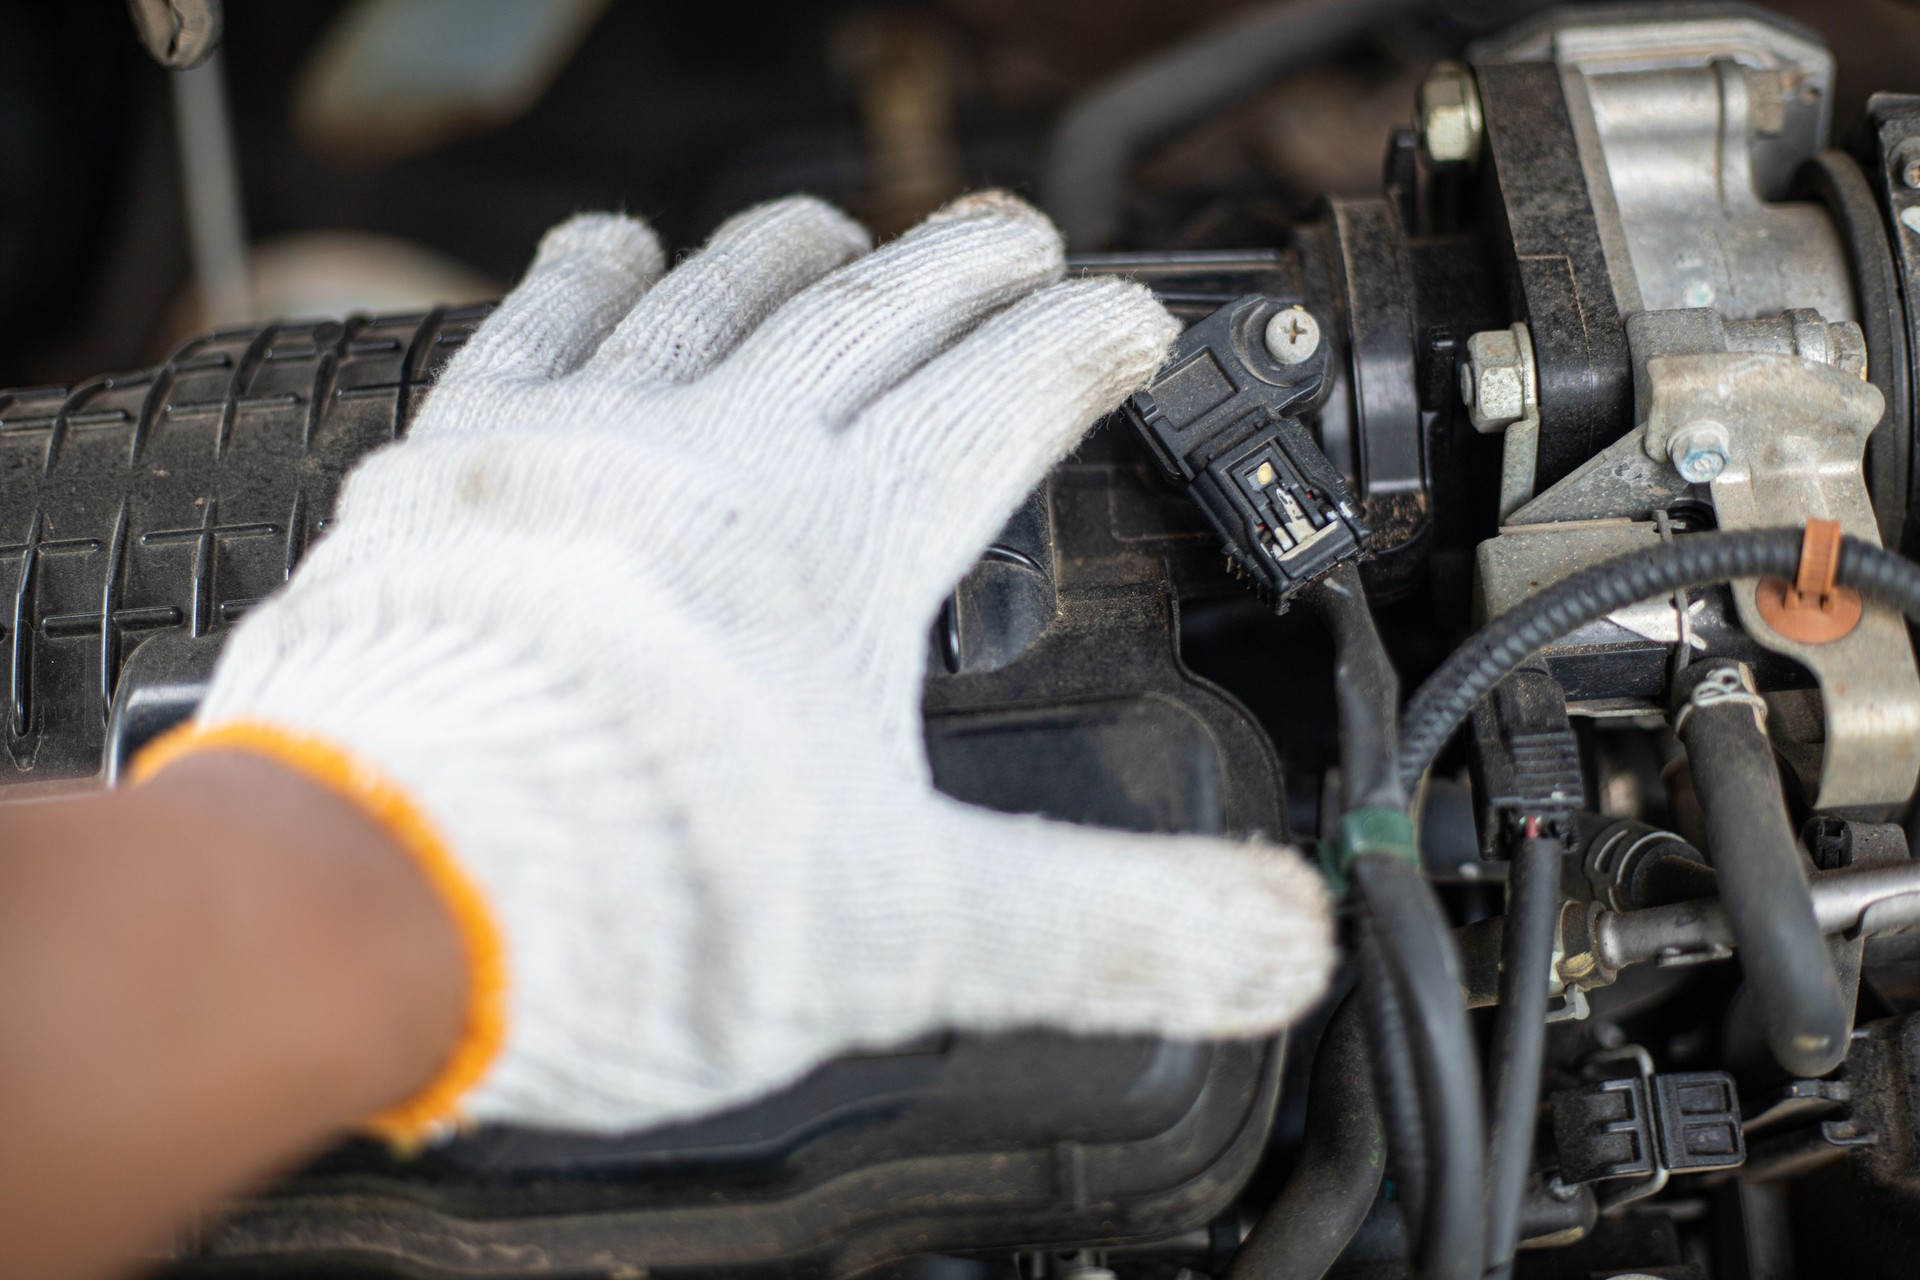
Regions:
[[1306, 563, 1406, 811], [1349, 853, 1486, 1280], [1357, 913, 1427, 1244], [1481, 832, 1561, 1279], [1673, 659, 1849, 1077], [1037, 0, 1426, 249], [1306, 560, 1477, 1275], [1394, 528, 1920, 791], [1226, 996, 1384, 1280]]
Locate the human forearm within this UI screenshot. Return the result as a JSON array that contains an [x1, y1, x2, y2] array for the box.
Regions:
[[0, 751, 463, 1280]]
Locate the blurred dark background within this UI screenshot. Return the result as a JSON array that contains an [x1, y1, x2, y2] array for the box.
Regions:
[[7, 0, 1920, 388]]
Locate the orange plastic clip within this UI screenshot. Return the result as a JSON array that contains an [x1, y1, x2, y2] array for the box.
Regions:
[[1754, 517, 1862, 644]]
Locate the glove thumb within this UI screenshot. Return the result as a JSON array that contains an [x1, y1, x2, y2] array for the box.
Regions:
[[909, 798, 1337, 1041]]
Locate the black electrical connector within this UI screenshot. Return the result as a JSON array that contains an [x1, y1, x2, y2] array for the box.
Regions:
[[1125, 294, 1369, 610], [1552, 1070, 1744, 1186]]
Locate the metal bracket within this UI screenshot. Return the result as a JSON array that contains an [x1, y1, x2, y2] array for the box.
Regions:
[[1642, 351, 1920, 807]]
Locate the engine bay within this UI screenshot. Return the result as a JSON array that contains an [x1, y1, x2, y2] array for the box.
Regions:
[[13, 2, 1920, 1277]]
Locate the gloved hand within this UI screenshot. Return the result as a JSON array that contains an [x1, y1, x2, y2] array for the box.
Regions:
[[137, 192, 1334, 1139]]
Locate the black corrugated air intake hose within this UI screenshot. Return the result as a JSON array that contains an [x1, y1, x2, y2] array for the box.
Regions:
[[1397, 528, 1920, 1082]]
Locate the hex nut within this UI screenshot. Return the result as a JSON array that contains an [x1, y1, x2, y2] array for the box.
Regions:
[[1418, 61, 1483, 166], [1463, 327, 1529, 433]]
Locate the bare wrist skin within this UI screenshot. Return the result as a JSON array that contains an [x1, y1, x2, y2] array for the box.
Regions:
[[0, 751, 465, 1280]]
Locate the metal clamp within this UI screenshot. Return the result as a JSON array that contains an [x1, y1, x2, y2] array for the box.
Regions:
[[1641, 351, 1920, 807], [1671, 664, 1768, 736]]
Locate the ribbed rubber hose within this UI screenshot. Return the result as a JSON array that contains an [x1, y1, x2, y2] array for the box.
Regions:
[[1395, 528, 1920, 790], [1481, 833, 1561, 1279], [1225, 996, 1384, 1280], [1349, 853, 1486, 1280]]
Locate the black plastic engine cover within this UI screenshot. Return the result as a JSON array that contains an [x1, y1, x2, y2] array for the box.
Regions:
[[0, 306, 1300, 1277]]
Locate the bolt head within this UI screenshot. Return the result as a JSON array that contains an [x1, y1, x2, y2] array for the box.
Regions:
[[1668, 421, 1731, 484], [1896, 140, 1920, 190], [1263, 305, 1320, 364], [1418, 61, 1483, 165], [1462, 327, 1527, 432]]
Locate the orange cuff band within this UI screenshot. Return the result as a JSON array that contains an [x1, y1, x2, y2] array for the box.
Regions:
[[133, 721, 509, 1146]]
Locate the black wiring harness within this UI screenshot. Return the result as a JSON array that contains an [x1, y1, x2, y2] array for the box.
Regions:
[[1264, 527, 1920, 1280]]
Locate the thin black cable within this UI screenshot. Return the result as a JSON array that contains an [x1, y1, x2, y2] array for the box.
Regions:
[[1481, 830, 1561, 1279], [1307, 560, 1482, 1278], [1306, 563, 1406, 811], [1357, 913, 1427, 1245]]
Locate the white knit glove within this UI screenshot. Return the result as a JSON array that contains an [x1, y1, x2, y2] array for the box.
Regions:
[[148, 192, 1334, 1137]]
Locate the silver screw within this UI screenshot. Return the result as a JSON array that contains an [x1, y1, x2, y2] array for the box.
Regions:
[[1668, 421, 1732, 484], [1264, 306, 1320, 364], [1896, 142, 1920, 189]]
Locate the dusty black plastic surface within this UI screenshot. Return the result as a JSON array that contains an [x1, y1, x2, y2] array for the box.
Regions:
[[190, 1033, 1282, 1279], [1554, 1075, 1657, 1185]]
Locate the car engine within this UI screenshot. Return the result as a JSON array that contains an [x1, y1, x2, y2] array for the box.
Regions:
[[11, 2, 1920, 1277]]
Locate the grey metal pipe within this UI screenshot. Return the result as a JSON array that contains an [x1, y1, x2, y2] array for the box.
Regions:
[[1038, 0, 1424, 250], [1595, 860, 1920, 972], [171, 49, 252, 325]]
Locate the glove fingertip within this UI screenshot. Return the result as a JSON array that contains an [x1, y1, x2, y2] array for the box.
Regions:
[[911, 189, 1065, 273], [1059, 276, 1183, 388], [733, 194, 873, 261], [532, 213, 667, 286]]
